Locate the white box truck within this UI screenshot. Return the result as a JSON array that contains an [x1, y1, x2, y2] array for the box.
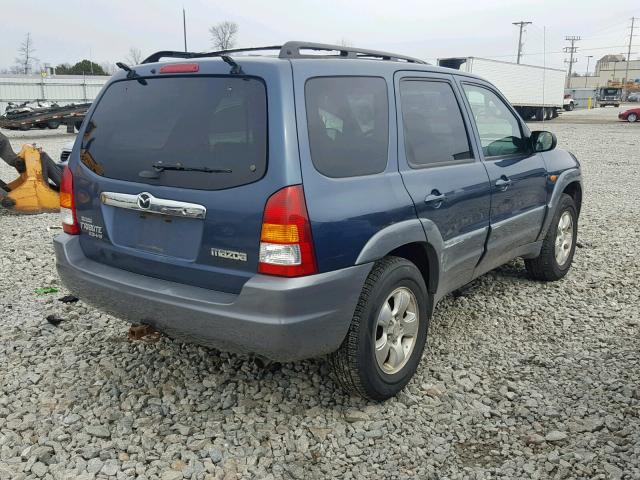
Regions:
[[438, 57, 566, 121]]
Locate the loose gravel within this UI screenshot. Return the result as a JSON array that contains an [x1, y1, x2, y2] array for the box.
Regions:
[[1, 115, 639, 479]]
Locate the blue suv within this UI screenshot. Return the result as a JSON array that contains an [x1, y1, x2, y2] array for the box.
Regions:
[[55, 42, 582, 400]]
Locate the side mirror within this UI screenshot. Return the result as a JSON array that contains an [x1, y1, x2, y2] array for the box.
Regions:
[[530, 130, 557, 153]]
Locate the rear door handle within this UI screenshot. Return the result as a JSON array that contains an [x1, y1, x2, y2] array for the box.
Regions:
[[495, 176, 512, 191], [424, 190, 446, 208]]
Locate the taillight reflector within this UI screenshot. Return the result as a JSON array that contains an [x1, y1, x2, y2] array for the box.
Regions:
[[159, 63, 199, 74], [258, 185, 317, 277]]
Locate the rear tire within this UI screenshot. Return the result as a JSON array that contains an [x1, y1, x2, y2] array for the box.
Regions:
[[546, 108, 554, 120], [47, 121, 60, 129], [525, 194, 577, 281], [329, 256, 430, 401], [534, 108, 544, 121]]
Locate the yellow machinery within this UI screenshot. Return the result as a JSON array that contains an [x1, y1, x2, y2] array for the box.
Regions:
[[6, 144, 60, 213]]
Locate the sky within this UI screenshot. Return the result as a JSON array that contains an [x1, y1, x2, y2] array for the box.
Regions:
[[2, 0, 639, 73]]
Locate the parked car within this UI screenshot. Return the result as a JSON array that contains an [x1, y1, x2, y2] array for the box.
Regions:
[[54, 42, 583, 400], [618, 107, 640, 122], [627, 92, 640, 102], [58, 140, 74, 167]]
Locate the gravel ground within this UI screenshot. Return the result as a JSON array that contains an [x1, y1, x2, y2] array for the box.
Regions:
[[1, 114, 639, 480]]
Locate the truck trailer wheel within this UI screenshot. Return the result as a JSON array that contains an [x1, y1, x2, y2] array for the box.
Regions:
[[534, 108, 544, 121]]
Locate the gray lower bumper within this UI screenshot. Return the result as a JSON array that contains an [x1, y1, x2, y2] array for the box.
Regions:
[[54, 234, 372, 361]]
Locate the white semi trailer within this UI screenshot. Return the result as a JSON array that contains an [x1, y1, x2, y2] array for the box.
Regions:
[[438, 57, 566, 121]]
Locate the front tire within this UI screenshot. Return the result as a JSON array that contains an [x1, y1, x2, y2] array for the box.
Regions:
[[525, 194, 578, 281], [628, 113, 638, 123], [329, 256, 430, 401]]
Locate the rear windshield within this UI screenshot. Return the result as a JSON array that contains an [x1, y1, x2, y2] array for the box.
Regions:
[[81, 76, 267, 190]]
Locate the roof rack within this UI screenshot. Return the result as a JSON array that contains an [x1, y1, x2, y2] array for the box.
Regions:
[[142, 41, 427, 65], [142, 46, 282, 64], [279, 41, 426, 63]]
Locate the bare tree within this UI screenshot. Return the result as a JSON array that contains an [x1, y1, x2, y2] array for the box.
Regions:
[[100, 62, 117, 75], [126, 47, 143, 65], [338, 38, 352, 47], [209, 21, 239, 50], [15, 33, 38, 74]]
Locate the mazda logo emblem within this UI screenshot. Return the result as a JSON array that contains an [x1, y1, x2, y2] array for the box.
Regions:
[[137, 192, 152, 210]]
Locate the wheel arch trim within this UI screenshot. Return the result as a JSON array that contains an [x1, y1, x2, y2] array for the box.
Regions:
[[538, 168, 582, 241], [355, 218, 442, 295]]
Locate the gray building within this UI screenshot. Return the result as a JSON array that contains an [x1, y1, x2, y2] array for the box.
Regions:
[[568, 54, 640, 90]]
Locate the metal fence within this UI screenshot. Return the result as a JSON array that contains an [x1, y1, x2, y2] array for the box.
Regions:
[[0, 74, 108, 114]]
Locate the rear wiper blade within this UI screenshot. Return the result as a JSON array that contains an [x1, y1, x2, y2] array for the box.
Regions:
[[153, 162, 232, 173], [116, 62, 148, 85], [139, 162, 232, 179]]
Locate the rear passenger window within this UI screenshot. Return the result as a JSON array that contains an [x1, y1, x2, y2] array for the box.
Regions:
[[400, 80, 474, 167], [305, 77, 388, 178]]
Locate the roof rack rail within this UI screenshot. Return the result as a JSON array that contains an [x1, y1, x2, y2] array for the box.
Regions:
[[142, 46, 282, 64], [142, 41, 427, 65], [278, 41, 427, 64]]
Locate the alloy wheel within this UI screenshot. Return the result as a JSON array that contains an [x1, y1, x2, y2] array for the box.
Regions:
[[555, 211, 574, 266], [374, 287, 419, 375]]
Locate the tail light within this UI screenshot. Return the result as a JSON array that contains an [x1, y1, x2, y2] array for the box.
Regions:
[[60, 166, 80, 235], [258, 185, 317, 277]]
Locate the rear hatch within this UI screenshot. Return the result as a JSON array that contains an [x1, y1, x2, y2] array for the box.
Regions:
[[73, 62, 294, 294]]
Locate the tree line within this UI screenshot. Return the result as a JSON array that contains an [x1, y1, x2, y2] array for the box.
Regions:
[[5, 23, 240, 76]]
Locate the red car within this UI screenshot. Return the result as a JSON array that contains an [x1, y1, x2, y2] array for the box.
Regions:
[[618, 107, 640, 123]]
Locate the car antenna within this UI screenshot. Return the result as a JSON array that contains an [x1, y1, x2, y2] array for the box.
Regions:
[[116, 62, 148, 85], [220, 55, 244, 75]]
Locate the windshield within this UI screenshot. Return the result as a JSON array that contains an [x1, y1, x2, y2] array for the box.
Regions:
[[603, 88, 620, 95], [81, 76, 267, 190]]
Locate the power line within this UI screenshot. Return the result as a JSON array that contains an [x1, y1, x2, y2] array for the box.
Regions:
[[512, 21, 532, 64], [482, 44, 629, 59]]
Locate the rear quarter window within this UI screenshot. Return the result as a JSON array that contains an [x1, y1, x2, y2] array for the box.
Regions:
[[305, 76, 389, 178]]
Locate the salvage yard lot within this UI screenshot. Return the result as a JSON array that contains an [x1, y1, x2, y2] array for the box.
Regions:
[[1, 108, 639, 479]]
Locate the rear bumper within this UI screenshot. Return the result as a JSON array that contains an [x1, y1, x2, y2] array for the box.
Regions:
[[54, 234, 372, 361]]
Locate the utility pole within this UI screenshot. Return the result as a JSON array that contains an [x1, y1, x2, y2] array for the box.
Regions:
[[183, 8, 188, 52], [513, 21, 532, 64], [585, 55, 593, 88], [564, 36, 581, 88], [623, 17, 637, 91]]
